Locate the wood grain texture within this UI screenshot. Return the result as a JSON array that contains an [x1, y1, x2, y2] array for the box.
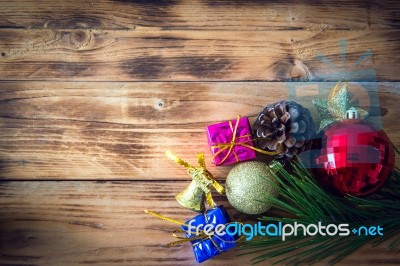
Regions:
[[0, 0, 399, 30], [0, 81, 399, 180], [0, 181, 399, 266], [2, 1, 400, 265], [1, 29, 400, 81]]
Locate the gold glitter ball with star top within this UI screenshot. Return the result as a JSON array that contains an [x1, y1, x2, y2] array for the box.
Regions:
[[225, 161, 279, 215]]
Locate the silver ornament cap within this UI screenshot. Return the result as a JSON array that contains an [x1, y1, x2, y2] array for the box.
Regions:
[[225, 161, 279, 215]]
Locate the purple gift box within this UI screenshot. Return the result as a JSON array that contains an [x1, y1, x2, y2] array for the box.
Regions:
[[206, 116, 256, 165]]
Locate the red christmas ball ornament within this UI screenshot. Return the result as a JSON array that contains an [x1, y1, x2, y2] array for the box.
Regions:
[[313, 109, 395, 196]]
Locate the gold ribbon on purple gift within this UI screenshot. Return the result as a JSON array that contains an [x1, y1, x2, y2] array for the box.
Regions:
[[166, 151, 224, 212], [211, 115, 279, 165], [144, 210, 241, 251]]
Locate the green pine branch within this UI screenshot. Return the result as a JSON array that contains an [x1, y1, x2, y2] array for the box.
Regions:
[[239, 151, 400, 265]]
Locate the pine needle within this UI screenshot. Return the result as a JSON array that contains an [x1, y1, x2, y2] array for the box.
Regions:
[[238, 156, 400, 265]]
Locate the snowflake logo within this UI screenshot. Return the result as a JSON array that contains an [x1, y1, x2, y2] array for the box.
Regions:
[[314, 39, 375, 82], [285, 39, 382, 166]]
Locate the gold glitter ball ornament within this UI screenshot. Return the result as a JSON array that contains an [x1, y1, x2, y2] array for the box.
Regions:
[[225, 161, 279, 215]]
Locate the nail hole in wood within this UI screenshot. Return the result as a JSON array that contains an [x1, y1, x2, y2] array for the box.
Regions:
[[155, 99, 165, 110]]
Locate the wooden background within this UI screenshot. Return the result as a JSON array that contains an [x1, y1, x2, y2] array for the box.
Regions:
[[0, 1, 399, 265]]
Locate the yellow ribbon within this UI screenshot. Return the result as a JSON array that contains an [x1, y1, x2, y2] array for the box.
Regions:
[[211, 115, 279, 165], [144, 210, 240, 251], [166, 151, 224, 209]]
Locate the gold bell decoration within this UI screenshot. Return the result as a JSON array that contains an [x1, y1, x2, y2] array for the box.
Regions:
[[166, 151, 224, 212]]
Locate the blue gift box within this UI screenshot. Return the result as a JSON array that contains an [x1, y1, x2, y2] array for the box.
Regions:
[[181, 206, 237, 263]]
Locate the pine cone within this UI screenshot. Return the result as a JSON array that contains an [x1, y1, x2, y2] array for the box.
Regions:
[[253, 101, 315, 160]]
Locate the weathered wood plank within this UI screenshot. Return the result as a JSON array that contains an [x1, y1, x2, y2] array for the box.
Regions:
[[0, 181, 399, 265], [0, 81, 398, 180], [0, 181, 239, 266], [1, 29, 400, 81], [0, 0, 399, 30]]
